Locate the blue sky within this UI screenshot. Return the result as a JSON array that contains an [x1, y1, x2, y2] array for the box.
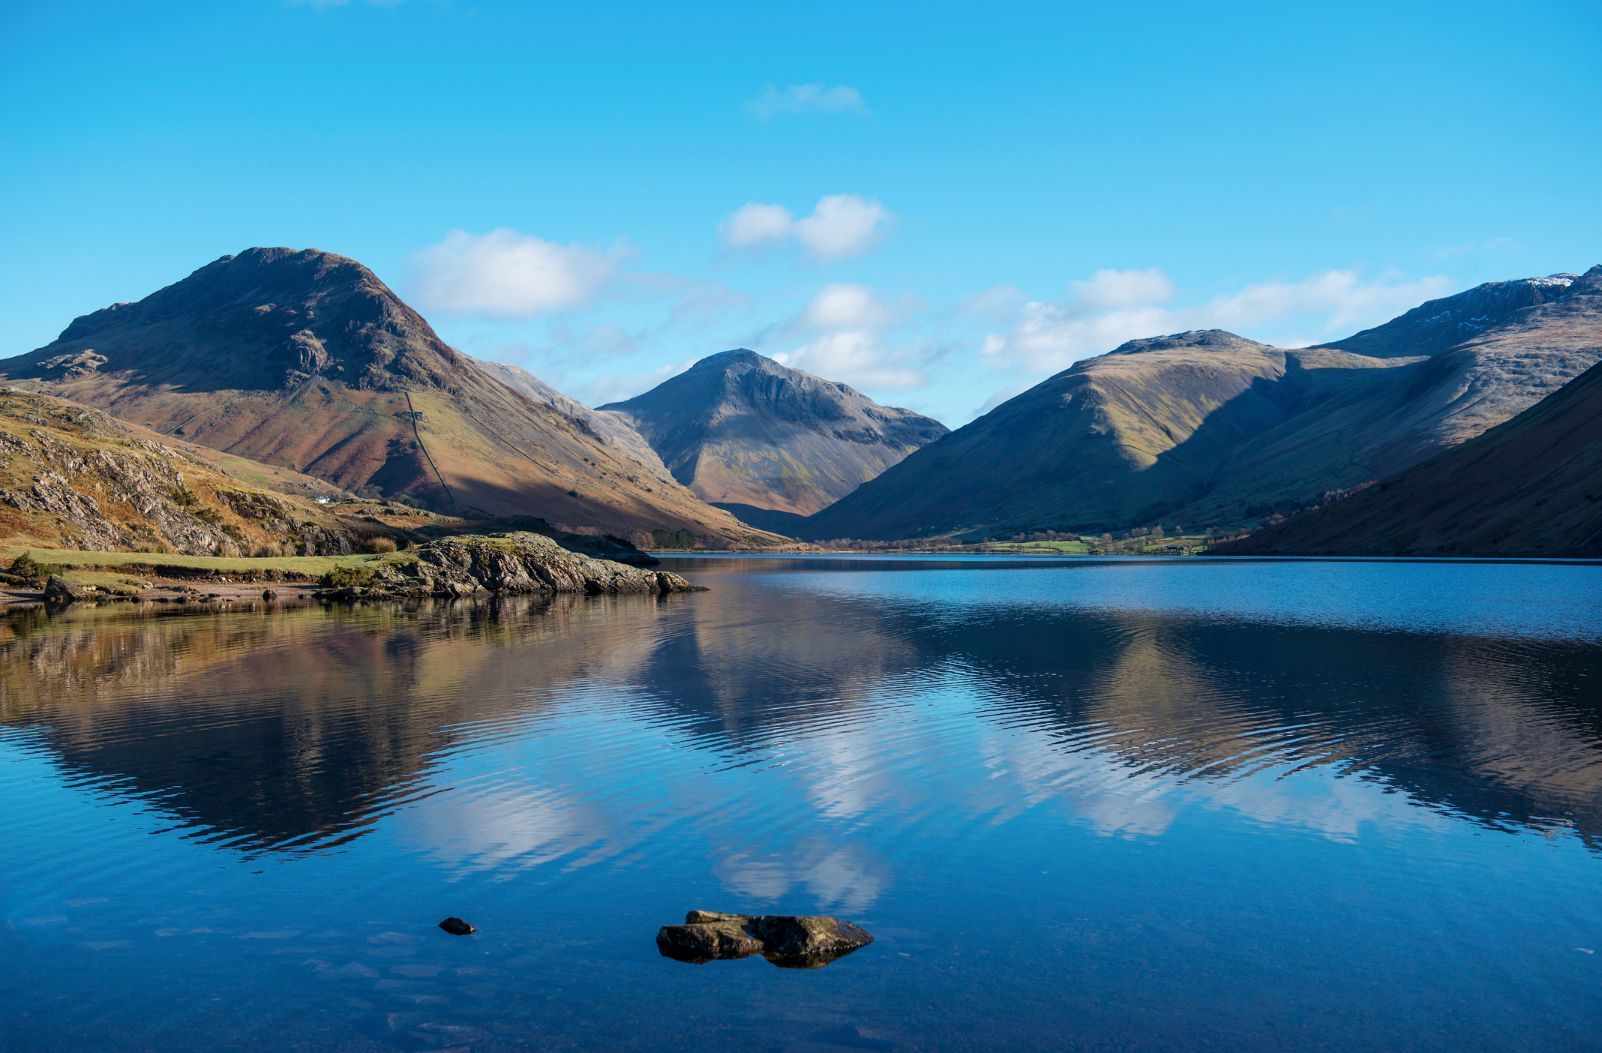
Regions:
[[3, 1, 1599, 425]]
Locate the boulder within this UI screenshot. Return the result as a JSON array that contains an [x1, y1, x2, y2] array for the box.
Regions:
[[655, 917, 764, 963], [656, 910, 872, 968], [42, 574, 83, 606], [437, 917, 476, 936], [747, 915, 876, 967]]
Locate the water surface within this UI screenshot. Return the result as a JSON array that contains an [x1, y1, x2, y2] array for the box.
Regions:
[[3, 556, 1601, 1050]]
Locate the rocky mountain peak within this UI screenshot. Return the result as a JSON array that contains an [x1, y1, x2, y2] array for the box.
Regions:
[[599, 348, 948, 517], [1569, 264, 1602, 294], [1108, 330, 1262, 357], [41, 247, 457, 393], [1324, 270, 1592, 359]]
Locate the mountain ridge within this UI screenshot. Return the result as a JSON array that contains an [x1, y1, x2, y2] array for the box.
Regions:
[[0, 248, 784, 548], [800, 267, 1602, 540]]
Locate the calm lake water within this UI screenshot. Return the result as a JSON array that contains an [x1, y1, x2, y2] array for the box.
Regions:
[[3, 556, 1601, 1051]]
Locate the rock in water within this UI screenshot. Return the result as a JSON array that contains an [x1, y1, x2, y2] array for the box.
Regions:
[[42, 574, 83, 606], [655, 916, 764, 963], [438, 917, 476, 936], [746, 915, 876, 968], [656, 910, 872, 968]]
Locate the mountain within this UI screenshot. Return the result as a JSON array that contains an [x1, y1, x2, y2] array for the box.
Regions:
[[801, 268, 1602, 541], [474, 359, 681, 490], [0, 386, 363, 555], [0, 248, 779, 548], [1221, 361, 1602, 557], [598, 350, 947, 526]]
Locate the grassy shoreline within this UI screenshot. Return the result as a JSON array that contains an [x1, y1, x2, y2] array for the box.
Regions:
[[0, 546, 419, 600]]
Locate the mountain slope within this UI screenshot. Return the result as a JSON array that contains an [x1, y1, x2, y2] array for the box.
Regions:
[[801, 330, 1298, 539], [474, 359, 680, 489], [1220, 361, 1602, 557], [802, 268, 1602, 541], [0, 248, 779, 548], [0, 387, 363, 555], [599, 349, 948, 518]]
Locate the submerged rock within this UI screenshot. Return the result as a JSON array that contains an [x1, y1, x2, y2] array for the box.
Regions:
[[437, 917, 476, 936], [656, 910, 873, 968], [318, 531, 700, 601]]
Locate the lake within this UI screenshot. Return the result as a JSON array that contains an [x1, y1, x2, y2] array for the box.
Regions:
[[3, 555, 1601, 1051]]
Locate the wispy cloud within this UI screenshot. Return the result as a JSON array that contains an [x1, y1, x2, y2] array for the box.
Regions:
[[746, 83, 867, 120], [720, 194, 892, 262], [981, 267, 1453, 374], [581, 359, 699, 406], [409, 228, 624, 317], [1069, 268, 1175, 310]]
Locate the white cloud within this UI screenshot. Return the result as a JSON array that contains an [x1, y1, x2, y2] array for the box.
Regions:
[[776, 281, 934, 390], [746, 83, 867, 120], [1199, 271, 1452, 334], [1069, 268, 1176, 310], [986, 301, 1173, 373], [720, 203, 794, 249], [794, 194, 892, 260], [719, 194, 892, 262], [410, 228, 620, 317], [983, 267, 1453, 375], [801, 283, 890, 330], [776, 331, 926, 390]]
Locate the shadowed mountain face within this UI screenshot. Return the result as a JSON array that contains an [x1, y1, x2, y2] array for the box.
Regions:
[[801, 269, 1602, 540], [0, 249, 779, 548], [599, 350, 947, 517], [1226, 359, 1602, 557]]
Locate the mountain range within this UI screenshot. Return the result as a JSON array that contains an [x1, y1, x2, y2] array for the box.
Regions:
[[0, 249, 779, 549], [599, 349, 947, 533], [800, 267, 1602, 541], [3, 248, 1596, 557]]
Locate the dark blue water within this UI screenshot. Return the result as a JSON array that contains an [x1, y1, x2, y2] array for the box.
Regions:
[[3, 556, 1601, 1051]]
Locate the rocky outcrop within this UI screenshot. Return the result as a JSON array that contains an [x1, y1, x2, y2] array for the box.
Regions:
[[321, 532, 698, 600], [656, 910, 874, 968], [0, 388, 361, 555], [42, 574, 84, 606]]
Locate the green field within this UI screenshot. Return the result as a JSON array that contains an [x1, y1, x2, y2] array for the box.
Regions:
[[0, 547, 418, 593], [973, 534, 1212, 556]]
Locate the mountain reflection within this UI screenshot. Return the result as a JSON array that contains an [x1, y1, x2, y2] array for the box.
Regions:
[[2, 563, 1600, 859], [0, 597, 677, 851]]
